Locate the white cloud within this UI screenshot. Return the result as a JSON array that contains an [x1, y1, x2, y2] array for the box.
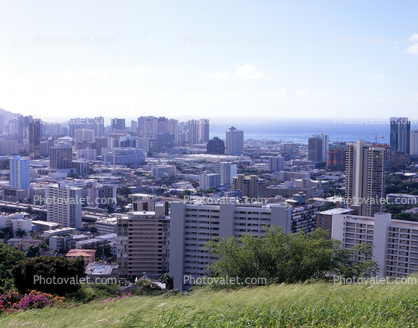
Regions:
[[235, 64, 263, 79], [210, 68, 228, 78], [273, 87, 286, 97], [61, 67, 147, 78], [60, 69, 112, 78], [314, 90, 329, 98], [406, 34, 418, 54], [374, 73, 384, 80], [296, 88, 310, 98]]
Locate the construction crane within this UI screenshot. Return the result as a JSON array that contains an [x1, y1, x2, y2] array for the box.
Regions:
[[328, 138, 339, 150], [354, 133, 385, 144]]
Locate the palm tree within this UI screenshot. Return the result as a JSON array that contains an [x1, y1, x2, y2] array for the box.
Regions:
[[15, 228, 27, 238], [29, 230, 37, 238]]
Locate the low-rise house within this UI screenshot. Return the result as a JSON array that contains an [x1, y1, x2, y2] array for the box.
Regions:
[[66, 249, 96, 265]]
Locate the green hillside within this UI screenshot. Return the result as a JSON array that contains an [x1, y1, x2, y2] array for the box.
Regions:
[[2, 281, 418, 327]]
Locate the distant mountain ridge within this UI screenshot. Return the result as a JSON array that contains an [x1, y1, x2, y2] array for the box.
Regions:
[[0, 107, 16, 121]]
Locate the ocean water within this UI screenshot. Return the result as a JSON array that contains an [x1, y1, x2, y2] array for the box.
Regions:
[[209, 118, 392, 144]]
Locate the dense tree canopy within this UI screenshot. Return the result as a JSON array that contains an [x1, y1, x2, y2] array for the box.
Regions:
[[205, 227, 378, 286]]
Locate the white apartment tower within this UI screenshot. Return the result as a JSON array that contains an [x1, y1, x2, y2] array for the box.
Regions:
[[410, 129, 418, 156], [170, 200, 292, 290], [345, 140, 385, 217], [215, 162, 237, 186], [45, 182, 83, 229], [332, 213, 418, 278], [9, 155, 30, 189]]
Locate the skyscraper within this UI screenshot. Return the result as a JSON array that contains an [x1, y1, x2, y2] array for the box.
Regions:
[[308, 137, 323, 162], [225, 127, 244, 155], [199, 119, 209, 143], [345, 140, 385, 216], [215, 162, 237, 186], [111, 118, 126, 132], [9, 155, 30, 189], [50, 145, 73, 170], [29, 119, 41, 159], [188, 120, 199, 145], [390, 117, 410, 154], [410, 130, 418, 156], [269, 156, 284, 172]]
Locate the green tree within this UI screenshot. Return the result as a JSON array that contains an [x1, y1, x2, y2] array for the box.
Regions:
[[25, 245, 40, 258], [0, 243, 26, 293], [11, 256, 86, 295], [15, 228, 27, 238], [159, 272, 174, 290], [179, 190, 192, 199], [205, 226, 378, 286]]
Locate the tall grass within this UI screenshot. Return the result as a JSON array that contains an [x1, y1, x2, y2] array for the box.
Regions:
[[2, 281, 418, 327]]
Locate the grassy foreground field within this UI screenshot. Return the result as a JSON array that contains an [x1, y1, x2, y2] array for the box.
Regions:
[[2, 281, 418, 327]]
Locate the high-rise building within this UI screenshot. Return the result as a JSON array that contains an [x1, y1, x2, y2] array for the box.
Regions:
[[410, 130, 418, 156], [29, 119, 41, 159], [331, 212, 418, 278], [199, 119, 209, 143], [345, 140, 385, 216], [167, 119, 179, 145], [45, 182, 83, 229], [231, 174, 266, 199], [199, 173, 221, 190], [215, 162, 237, 186], [188, 120, 199, 145], [170, 200, 292, 290], [308, 137, 323, 162], [131, 120, 138, 133], [9, 155, 30, 189], [94, 137, 109, 156], [138, 116, 159, 139], [117, 207, 170, 279], [390, 117, 410, 154], [50, 145, 73, 170], [74, 129, 95, 147], [225, 127, 244, 155], [111, 118, 126, 132], [312, 133, 329, 161], [269, 156, 284, 172]]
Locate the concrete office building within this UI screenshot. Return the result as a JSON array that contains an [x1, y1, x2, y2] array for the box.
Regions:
[[9, 155, 30, 189], [332, 212, 418, 278], [50, 145, 73, 170], [116, 207, 170, 279], [170, 200, 292, 290], [101, 148, 146, 167], [226, 127, 244, 155], [152, 165, 176, 178], [345, 140, 385, 216], [188, 120, 200, 145]]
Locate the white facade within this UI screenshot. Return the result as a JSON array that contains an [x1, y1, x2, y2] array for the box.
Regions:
[[345, 140, 385, 216], [226, 127, 244, 155], [268, 156, 284, 172], [170, 200, 292, 290], [76, 148, 97, 160], [199, 173, 221, 190], [152, 165, 176, 178], [102, 147, 147, 167], [9, 155, 30, 189], [45, 182, 83, 229], [215, 162, 237, 186], [332, 213, 418, 278]]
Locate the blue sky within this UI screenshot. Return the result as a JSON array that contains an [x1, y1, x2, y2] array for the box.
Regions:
[[0, 1, 417, 123]]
